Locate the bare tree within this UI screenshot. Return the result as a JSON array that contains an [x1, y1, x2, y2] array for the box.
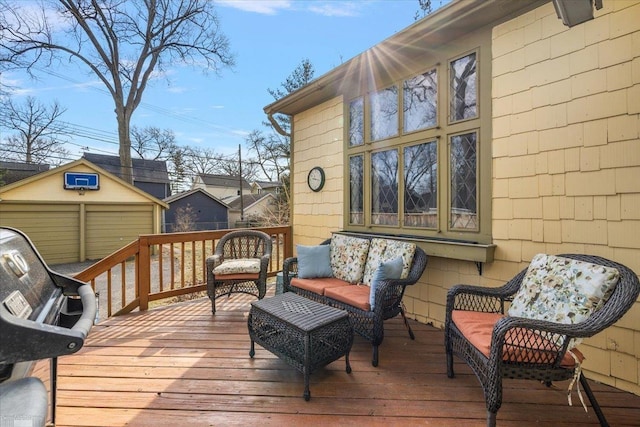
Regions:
[[130, 126, 176, 161], [0, 96, 70, 165], [1, 0, 234, 184], [172, 204, 197, 232], [246, 58, 315, 224]]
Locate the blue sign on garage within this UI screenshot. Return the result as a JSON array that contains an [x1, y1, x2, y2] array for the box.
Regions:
[[64, 172, 100, 190]]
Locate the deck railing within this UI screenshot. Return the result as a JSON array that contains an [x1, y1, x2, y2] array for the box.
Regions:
[[73, 226, 292, 320]]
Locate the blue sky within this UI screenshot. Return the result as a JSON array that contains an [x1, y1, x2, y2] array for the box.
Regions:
[[3, 0, 447, 160]]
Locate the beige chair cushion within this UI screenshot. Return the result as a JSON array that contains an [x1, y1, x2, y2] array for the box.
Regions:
[[213, 258, 261, 276]]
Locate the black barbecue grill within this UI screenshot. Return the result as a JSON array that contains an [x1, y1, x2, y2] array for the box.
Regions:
[[0, 227, 96, 427]]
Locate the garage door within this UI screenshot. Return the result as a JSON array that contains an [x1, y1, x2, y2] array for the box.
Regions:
[[86, 204, 154, 260], [0, 203, 80, 264]]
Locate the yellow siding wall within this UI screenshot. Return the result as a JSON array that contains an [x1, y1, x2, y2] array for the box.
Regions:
[[291, 96, 345, 247], [489, 0, 640, 394], [0, 164, 152, 203]]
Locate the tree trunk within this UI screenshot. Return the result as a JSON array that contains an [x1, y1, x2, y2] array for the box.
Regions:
[[116, 107, 134, 185]]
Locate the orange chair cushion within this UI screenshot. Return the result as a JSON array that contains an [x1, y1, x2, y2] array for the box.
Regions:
[[325, 284, 371, 311], [452, 310, 583, 368], [214, 273, 259, 281], [290, 277, 349, 296]]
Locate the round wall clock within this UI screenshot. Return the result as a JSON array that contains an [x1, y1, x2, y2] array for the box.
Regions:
[[307, 166, 325, 192]]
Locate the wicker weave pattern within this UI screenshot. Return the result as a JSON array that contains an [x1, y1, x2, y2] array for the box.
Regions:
[[248, 292, 353, 401], [206, 230, 272, 313], [444, 254, 640, 427], [283, 236, 428, 366]]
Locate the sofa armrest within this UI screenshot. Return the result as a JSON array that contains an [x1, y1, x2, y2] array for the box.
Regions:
[[282, 257, 298, 292]]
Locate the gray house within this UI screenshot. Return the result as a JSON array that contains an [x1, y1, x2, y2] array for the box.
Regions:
[[82, 153, 171, 200], [192, 173, 251, 200], [0, 161, 50, 186], [163, 188, 230, 231]]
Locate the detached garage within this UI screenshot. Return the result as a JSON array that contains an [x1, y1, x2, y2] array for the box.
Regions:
[[0, 159, 167, 264]]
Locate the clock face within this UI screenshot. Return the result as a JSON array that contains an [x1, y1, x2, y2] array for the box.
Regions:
[[307, 167, 325, 192]]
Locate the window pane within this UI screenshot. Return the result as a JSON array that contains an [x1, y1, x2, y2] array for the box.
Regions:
[[349, 155, 364, 225], [403, 69, 437, 133], [404, 142, 437, 228], [450, 52, 477, 122], [370, 86, 398, 141], [450, 132, 477, 230], [349, 97, 364, 147], [371, 149, 398, 226]]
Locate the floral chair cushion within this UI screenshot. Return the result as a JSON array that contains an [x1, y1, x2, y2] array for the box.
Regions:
[[213, 258, 261, 275], [508, 253, 620, 349], [330, 234, 370, 284]]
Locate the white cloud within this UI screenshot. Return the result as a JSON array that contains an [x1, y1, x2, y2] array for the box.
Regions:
[[167, 86, 187, 94], [308, 2, 362, 17], [216, 0, 365, 17], [216, 0, 293, 15]]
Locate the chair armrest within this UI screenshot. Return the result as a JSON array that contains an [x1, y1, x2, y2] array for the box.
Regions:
[[282, 257, 298, 292], [259, 254, 270, 277], [206, 254, 223, 270], [446, 269, 526, 315], [487, 315, 589, 366]]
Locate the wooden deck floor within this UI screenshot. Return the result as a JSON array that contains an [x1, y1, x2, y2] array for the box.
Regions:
[[55, 287, 640, 426]]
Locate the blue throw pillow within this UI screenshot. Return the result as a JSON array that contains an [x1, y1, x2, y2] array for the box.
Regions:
[[296, 244, 333, 279], [369, 257, 404, 310]]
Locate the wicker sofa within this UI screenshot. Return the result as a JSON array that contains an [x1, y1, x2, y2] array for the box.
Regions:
[[282, 233, 428, 366]]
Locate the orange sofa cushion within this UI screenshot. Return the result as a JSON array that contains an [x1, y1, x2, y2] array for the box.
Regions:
[[325, 284, 371, 311], [452, 310, 583, 368], [290, 277, 349, 296]]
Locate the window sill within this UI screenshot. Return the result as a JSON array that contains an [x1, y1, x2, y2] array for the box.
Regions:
[[337, 230, 495, 265]]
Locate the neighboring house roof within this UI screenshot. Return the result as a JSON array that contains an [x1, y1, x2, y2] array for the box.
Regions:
[[0, 161, 50, 186], [163, 188, 230, 208], [264, 0, 541, 117], [82, 153, 170, 184], [0, 158, 169, 208], [197, 173, 251, 189], [226, 193, 277, 211], [253, 181, 282, 191]]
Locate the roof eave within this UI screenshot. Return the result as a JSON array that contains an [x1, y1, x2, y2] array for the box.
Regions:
[[264, 0, 546, 117]]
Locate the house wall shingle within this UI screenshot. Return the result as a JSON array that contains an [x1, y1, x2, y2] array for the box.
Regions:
[[487, 0, 640, 394], [291, 97, 344, 246]]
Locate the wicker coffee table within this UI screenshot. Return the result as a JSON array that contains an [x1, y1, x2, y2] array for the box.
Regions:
[[248, 292, 353, 400]]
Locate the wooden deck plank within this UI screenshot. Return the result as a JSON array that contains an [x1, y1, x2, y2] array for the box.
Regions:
[[54, 291, 640, 427]]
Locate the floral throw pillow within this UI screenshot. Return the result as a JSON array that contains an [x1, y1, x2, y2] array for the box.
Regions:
[[330, 234, 370, 284], [508, 254, 620, 349]]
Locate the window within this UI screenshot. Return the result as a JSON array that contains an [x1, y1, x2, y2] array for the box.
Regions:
[[404, 69, 437, 133], [345, 48, 488, 243], [370, 86, 398, 141], [450, 52, 477, 122], [349, 155, 364, 225], [404, 141, 437, 228], [371, 149, 398, 226], [349, 97, 364, 147], [450, 132, 477, 230]]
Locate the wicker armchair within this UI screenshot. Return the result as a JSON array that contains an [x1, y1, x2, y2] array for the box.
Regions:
[[445, 254, 640, 427], [206, 230, 272, 314]]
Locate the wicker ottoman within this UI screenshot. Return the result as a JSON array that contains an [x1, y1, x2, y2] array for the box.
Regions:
[[248, 292, 353, 400]]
